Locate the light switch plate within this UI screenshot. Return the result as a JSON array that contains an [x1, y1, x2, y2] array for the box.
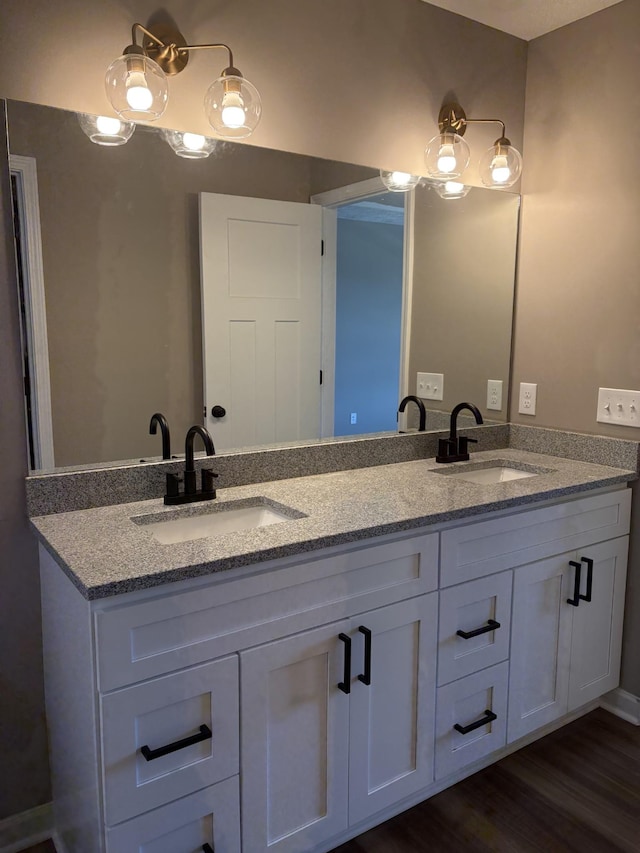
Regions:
[[417, 372, 444, 401], [597, 388, 640, 427], [518, 382, 537, 415], [487, 379, 503, 411]]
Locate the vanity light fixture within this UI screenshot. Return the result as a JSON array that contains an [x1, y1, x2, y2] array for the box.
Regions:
[[105, 23, 262, 138], [161, 129, 217, 159], [77, 113, 136, 146], [425, 102, 523, 189], [379, 170, 422, 193]]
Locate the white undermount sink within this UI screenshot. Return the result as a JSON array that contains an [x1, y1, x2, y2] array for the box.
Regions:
[[432, 461, 552, 485], [133, 500, 305, 545], [447, 466, 538, 484]]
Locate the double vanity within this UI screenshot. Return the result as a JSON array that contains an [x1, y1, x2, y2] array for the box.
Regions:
[[30, 428, 637, 853]]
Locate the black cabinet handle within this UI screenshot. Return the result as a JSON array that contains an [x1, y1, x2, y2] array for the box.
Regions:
[[211, 405, 226, 418], [580, 556, 594, 602], [357, 626, 372, 686], [140, 724, 212, 762], [203, 844, 214, 853], [457, 619, 501, 640], [454, 709, 497, 735], [567, 560, 582, 606], [338, 633, 351, 694]]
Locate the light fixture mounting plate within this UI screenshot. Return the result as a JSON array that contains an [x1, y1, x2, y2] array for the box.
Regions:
[[438, 102, 467, 136], [143, 24, 189, 75]]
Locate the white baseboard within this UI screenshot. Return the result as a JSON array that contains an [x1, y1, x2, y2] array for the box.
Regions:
[[600, 688, 640, 725], [0, 801, 53, 853]]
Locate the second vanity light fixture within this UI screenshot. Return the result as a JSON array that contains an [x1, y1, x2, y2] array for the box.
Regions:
[[424, 102, 523, 189], [104, 22, 262, 139]]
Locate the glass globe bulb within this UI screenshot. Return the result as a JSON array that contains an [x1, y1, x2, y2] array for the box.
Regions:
[[424, 132, 470, 180], [78, 113, 136, 146], [379, 170, 421, 192], [432, 180, 472, 200], [161, 129, 218, 159], [204, 74, 262, 139], [478, 141, 523, 188], [105, 51, 169, 121]]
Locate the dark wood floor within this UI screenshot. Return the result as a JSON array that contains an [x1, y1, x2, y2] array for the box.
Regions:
[[18, 709, 640, 853]]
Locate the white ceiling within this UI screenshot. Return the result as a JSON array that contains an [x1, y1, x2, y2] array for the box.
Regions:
[[422, 0, 624, 41]]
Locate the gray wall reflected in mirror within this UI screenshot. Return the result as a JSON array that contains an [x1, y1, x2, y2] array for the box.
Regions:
[[7, 100, 519, 472]]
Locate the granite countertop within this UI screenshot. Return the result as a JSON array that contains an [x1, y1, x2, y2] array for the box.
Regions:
[[30, 449, 637, 600]]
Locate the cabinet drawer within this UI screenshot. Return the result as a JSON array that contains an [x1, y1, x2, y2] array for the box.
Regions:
[[435, 662, 508, 780], [96, 534, 438, 691], [105, 776, 240, 853], [440, 488, 631, 586], [438, 572, 512, 686], [101, 656, 239, 826]]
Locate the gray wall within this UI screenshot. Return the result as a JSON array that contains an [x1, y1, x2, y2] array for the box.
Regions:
[[515, 0, 640, 693], [409, 187, 519, 414], [0, 0, 528, 823]]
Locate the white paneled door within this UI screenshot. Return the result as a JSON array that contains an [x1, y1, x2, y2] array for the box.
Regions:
[[200, 193, 323, 450]]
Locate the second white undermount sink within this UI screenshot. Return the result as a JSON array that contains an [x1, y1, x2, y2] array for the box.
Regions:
[[432, 460, 553, 485], [133, 499, 306, 545], [447, 466, 538, 484]]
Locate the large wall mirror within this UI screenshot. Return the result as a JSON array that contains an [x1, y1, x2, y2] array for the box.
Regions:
[[4, 100, 520, 472]]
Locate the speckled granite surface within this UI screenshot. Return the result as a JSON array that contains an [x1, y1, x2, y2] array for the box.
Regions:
[[30, 448, 637, 600], [26, 425, 509, 516]]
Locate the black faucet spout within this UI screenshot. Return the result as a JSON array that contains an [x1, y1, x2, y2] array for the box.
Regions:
[[436, 401, 484, 463], [398, 395, 427, 432], [149, 412, 171, 460], [164, 425, 218, 505]]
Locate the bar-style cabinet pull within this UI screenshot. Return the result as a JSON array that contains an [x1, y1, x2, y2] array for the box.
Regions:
[[358, 626, 372, 686], [140, 724, 212, 762], [567, 560, 582, 606], [457, 619, 501, 640], [203, 844, 215, 853], [454, 709, 497, 735], [338, 633, 351, 694], [580, 556, 594, 602]]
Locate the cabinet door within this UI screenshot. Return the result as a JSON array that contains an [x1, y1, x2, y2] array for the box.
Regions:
[[568, 536, 628, 709], [348, 594, 438, 825], [508, 554, 573, 743], [240, 620, 351, 853]]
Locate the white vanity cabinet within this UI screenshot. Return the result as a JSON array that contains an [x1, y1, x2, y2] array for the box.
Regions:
[[39, 484, 632, 853], [508, 536, 628, 741], [240, 594, 438, 853]]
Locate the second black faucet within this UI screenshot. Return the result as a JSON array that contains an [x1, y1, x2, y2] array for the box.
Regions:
[[164, 425, 219, 505], [436, 402, 484, 463]]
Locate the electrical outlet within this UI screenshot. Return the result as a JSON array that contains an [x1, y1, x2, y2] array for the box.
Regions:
[[350, 412, 357, 424], [487, 379, 503, 411], [518, 382, 537, 415], [597, 388, 640, 427], [417, 372, 444, 401]]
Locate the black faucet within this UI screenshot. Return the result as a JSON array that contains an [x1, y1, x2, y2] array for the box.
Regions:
[[149, 413, 171, 460], [436, 402, 484, 463], [398, 395, 427, 432], [164, 425, 219, 505]]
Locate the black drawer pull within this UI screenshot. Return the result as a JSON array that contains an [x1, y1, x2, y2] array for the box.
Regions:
[[580, 556, 594, 602], [358, 626, 372, 686], [567, 560, 582, 606], [338, 633, 351, 694], [457, 619, 501, 640], [203, 844, 215, 853], [454, 709, 497, 735], [140, 723, 212, 762]]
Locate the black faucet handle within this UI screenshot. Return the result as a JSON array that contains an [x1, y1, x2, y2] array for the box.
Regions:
[[165, 472, 182, 498], [457, 436, 478, 457], [202, 468, 219, 494]]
